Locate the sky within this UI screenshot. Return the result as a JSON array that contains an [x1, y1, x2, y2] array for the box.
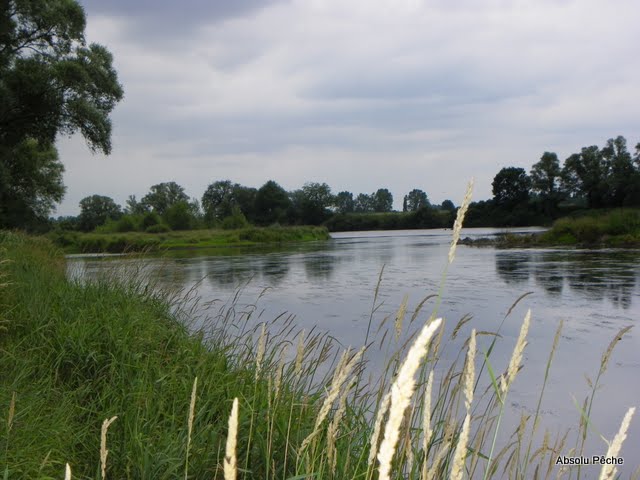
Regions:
[[55, 0, 640, 216]]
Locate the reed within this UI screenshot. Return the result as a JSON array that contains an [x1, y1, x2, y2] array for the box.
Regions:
[[1, 184, 637, 479]]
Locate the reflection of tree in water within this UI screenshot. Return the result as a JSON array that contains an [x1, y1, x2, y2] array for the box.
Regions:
[[495, 252, 531, 284], [203, 258, 253, 288], [562, 251, 638, 310], [303, 253, 336, 281], [496, 250, 639, 309], [258, 255, 290, 287], [532, 256, 564, 295]]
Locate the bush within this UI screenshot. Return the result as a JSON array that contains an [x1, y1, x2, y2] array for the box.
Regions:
[[221, 207, 249, 230], [142, 212, 162, 230], [164, 201, 193, 231], [115, 215, 138, 232], [145, 224, 171, 234]]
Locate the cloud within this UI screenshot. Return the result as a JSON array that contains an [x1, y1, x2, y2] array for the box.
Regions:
[[55, 0, 640, 215]]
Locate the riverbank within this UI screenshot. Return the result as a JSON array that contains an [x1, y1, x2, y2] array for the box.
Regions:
[[0, 232, 328, 477], [461, 208, 640, 248], [47, 225, 331, 253], [1, 232, 634, 478]]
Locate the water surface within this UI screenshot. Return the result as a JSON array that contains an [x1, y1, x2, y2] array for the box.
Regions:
[[67, 227, 640, 474]]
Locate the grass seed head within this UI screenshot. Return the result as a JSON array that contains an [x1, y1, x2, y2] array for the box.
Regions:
[[377, 318, 442, 480], [224, 398, 239, 480], [100, 416, 118, 480], [598, 407, 635, 480]]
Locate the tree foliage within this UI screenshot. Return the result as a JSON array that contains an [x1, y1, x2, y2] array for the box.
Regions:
[[372, 188, 393, 212], [0, 138, 65, 229], [492, 167, 531, 207], [334, 191, 355, 214], [530, 152, 561, 198], [403, 189, 429, 212], [141, 182, 189, 215], [0, 0, 123, 228], [290, 182, 333, 225], [254, 180, 290, 225], [78, 194, 121, 232]]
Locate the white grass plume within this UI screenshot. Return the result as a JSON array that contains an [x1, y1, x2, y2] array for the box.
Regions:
[[185, 376, 198, 480], [224, 398, 239, 480], [598, 407, 635, 480], [448, 178, 474, 264], [421, 370, 434, 479], [377, 318, 442, 480], [300, 346, 364, 452], [500, 309, 530, 395], [368, 391, 391, 466], [450, 413, 471, 480], [100, 416, 118, 480]]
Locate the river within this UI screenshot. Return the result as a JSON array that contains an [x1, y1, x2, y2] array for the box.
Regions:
[[66, 227, 640, 476]]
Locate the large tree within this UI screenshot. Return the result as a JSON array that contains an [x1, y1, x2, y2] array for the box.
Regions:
[[403, 188, 429, 212], [492, 167, 531, 207], [290, 182, 333, 224], [530, 152, 562, 216], [78, 194, 121, 231], [334, 191, 355, 213], [254, 180, 290, 225], [372, 188, 393, 212], [0, 0, 123, 228], [560, 146, 608, 208], [141, 182, 189, 215], [601, 136, 639, 207]]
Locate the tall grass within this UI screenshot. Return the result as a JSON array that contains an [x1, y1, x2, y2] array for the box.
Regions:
[[1, 185, 637, 479]]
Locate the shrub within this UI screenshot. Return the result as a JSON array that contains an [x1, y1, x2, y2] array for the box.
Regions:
[[145, 224, 171, 234], [221, 207, 249, 230]]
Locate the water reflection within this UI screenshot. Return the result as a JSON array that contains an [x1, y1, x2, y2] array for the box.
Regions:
[[303, 253, 336, 281], [495, 250, 640, 309]]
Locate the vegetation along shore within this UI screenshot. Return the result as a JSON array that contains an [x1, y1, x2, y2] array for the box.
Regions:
[[461, 209, 640, 248], [48, 226, 331, 254], [1, 188, 636, 478]]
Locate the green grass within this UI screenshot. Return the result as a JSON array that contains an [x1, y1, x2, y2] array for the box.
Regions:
[[0, 231, 636, 479], [469, 209, 640, 248], [46, 226, 331, 254]]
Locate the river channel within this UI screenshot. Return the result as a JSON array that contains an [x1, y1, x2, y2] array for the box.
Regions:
[[66, 227, 640, 475]]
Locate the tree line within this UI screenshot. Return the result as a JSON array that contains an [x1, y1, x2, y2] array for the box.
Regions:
[[53, 181, 458, 233], [466, 135, 640, 227]]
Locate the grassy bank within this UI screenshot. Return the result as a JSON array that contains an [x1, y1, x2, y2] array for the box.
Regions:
[[464, 209, 640, 248], [1, 230, 636, 479], [47, 225, 331, 254]]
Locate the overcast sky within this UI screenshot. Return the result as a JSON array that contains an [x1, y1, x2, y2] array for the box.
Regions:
[[55, 0, 640, 216]]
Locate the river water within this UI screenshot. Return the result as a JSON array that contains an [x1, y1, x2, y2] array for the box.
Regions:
[[66, 228, 640, 475]]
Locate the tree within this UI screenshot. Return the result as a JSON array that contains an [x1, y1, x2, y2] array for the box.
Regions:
[[78, 194, 121, 231], [141, 182, 189, 215], [440, 199, 455, 211], [201, 181, 257, 224], [334, 191, 355, 214], [254, 180, 290, 225], [202, 180, 234, 221], [124, 195, 148, 215], [0, 0, 123, 228], [530, 152, 561, 198], [290, 182, 333, 225], [560, 146, 607, 208], [0, 138, 65, 229], [354, 193, 374, 213], [164, 200, 193, 230], [530, 152, 562, 216], [601, 136, 639, 206], [492, 167, 531, 207], [372, 188, 393, 212], [403, 189, 429, 212]]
